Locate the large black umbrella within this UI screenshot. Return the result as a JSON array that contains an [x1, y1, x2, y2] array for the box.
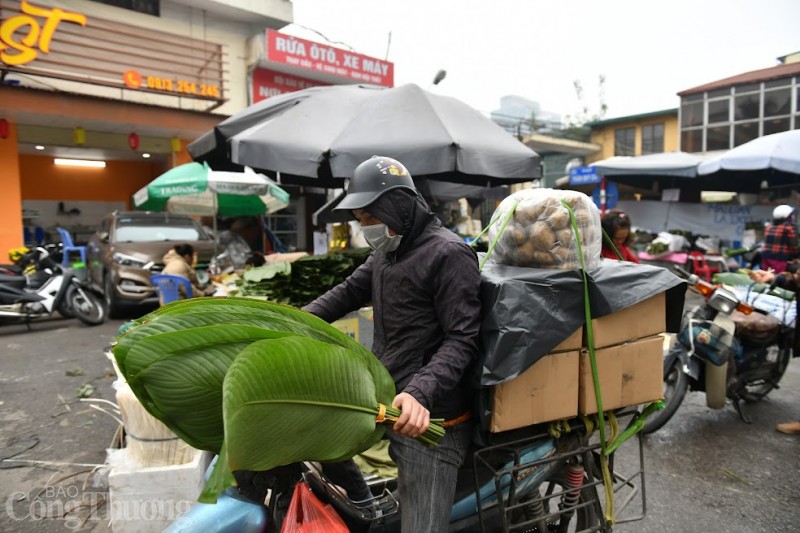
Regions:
[[189, 83, 541, 188]]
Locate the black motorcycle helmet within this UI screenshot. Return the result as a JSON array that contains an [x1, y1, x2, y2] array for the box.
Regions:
[[335, 156, 416, 211]]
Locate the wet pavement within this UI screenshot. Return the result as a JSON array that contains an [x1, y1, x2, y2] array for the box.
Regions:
[[0, 316, 125, 533]]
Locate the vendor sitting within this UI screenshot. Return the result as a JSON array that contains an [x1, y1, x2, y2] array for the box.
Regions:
[[162, 244, 214, 298]]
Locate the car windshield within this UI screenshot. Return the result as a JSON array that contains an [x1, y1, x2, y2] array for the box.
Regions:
[[114, 217, 210, 243]]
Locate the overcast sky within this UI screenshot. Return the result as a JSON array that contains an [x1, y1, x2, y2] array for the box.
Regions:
[[287, 0, 800, 121]]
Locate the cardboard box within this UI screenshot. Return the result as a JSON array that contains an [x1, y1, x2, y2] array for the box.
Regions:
[[579, 335, 664, 415], [490, 351, 579, 432], [588, 293, 666, 349], [332, 306, 374, 350], [552, 327, 583, 352]]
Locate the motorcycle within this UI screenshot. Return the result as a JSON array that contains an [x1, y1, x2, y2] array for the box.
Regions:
[[0, 246, 106, 327], [168, 410, 648, 532], [643, 266, 795, 433]]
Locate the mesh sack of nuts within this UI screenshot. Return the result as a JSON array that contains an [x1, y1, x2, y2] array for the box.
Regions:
[[487, 188, 602, 270]]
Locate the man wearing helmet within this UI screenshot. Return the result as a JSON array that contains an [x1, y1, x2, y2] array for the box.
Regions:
[[304, 156, 481, 532], [760, 204, 798, 274]]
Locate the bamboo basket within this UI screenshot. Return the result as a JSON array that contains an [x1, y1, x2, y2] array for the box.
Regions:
[[115, 381, 196, 467]]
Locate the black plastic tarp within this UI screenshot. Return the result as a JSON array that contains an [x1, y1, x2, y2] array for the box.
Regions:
[[478, 257, 686, 386]]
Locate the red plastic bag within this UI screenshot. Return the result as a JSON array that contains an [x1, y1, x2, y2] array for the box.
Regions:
[[280, 481, 349, 533]]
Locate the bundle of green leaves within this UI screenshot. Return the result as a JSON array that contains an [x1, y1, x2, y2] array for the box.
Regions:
[[113, 297, 443, 502], [238, 248, 371, 307]]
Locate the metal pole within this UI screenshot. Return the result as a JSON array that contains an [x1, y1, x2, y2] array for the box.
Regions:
[[600, 177, 607, 216]]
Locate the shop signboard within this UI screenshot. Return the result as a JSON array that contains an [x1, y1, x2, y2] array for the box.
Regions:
[[568, 166, 600, 186], [264, 29, 393, 87], [0, 0, 226, 103], [0, 0, 86, 66], [252, 68, 325, 103]]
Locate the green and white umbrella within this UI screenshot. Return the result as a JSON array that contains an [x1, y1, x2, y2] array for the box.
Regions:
[[133, 162, 290, 217]]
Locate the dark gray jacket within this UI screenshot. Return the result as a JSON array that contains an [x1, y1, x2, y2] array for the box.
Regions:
[[304, 221, 481, 420]]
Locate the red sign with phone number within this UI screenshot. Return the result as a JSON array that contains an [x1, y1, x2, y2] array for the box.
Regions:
[[265, 29, 393, 87]]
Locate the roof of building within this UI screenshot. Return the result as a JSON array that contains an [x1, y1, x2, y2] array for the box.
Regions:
[[678, 61, 800, 96], [587, 108, 677, 128], [522, 133, 600, 156], [776, 51, 800, 63]]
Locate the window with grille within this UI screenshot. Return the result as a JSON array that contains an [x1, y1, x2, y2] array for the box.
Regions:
[[614, 127, 635, 156], [641, 123, 664, 154], [679, 75, 798, 152]]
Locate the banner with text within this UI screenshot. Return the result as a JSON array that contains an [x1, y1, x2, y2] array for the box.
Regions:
[[265, 30, 393, 87], [252, 68, 325, 103], [617, 200, 773, 241]]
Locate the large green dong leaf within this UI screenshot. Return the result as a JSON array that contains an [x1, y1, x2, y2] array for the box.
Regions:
[[122, 325, 293, 451], [223, 336, 395, 472], [119, 298, 393, 393]]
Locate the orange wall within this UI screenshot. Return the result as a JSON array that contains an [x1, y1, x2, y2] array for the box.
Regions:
[[19, 155, 164, 204], [0, 124, 23, 254]]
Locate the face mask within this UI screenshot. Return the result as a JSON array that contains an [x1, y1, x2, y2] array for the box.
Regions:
[[362, 223, 402, 253]]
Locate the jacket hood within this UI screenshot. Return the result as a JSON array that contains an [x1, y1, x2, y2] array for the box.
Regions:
[[366, 189, 438, 257]]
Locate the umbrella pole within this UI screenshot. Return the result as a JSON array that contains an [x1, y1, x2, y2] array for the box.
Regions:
[[212, 193, 219, 258]]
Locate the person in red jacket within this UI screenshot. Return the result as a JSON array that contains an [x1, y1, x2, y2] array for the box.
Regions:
[[601, 210, 639, 263]]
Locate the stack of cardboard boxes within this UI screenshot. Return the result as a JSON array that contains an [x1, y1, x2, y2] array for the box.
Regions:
[[490, 292, 666, 432]]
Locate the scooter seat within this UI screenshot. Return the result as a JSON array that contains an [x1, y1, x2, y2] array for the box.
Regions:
[[0, 273, 26, 290], [0, 285, 45, 305]]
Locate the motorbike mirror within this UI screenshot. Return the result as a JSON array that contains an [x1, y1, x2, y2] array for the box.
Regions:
[[672, 265, 693, 280]]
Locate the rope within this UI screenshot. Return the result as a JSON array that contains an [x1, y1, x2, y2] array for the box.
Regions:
[[375, 403, 386, 423]]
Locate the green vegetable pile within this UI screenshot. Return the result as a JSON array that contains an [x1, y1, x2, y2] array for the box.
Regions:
[[238, 248, 371, 306], [113, 297, 444, 502], [646, 241, 668, 255]]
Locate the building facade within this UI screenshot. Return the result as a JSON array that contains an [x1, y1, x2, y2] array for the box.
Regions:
[[677, 55, 800, 154], [586, 109, 679, 163], [0, 0, 293, 254]]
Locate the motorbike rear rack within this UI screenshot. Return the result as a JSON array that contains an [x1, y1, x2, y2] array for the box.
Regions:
[[473, 409, 647, 532]]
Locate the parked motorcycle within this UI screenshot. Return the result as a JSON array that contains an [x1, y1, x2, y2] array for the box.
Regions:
[[168, 411, 648, 532], [643, 266, 795, 433], [0, 247, 106, 327]]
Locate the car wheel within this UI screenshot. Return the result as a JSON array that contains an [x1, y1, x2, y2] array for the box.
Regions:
[[104, 273, 124, 319]]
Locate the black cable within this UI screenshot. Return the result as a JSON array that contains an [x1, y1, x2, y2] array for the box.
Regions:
[[0, 435, 40, 469]]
